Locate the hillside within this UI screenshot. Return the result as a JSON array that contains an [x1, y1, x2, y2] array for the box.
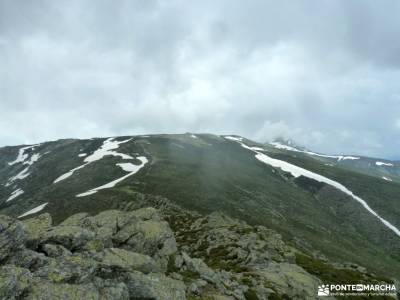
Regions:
[[1, 133, 399, 289], [269, 139, 400, 184]]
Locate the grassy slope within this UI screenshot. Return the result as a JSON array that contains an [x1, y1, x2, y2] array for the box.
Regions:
[[270, 151, 400, 228], [0, 134, 399, 279], [130, 135, 400, 278]]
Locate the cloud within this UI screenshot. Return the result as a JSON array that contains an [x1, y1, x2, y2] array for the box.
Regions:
[[254, 121, 301, 142], [0, 0, 400, 159]]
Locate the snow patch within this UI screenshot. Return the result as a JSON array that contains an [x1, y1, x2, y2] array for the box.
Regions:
[[382, 177, 393, 182], [190, 134, 198, 139], [18, 203, 48, 218], [376, 161, 394, 167], [224, 136, 243, 142], [270, 142, 299, 152], [270, 142, 360, 161], [6, 167, 30, 186], [6, 146, 45, 186], [54, 138, 133, 183], [25, 153, 42, 165], [338, 156, 360, 161], [76, 190, 97, 197], [54, 165, 86, 183], [78, 153, 87, 157], [84, 138, 133, 163], [6, 188, 24, 202], [250, 146, 265, 151], [228, 139, 400, 238], [76, 156, 148, 197], [8, 145, 38, 165]]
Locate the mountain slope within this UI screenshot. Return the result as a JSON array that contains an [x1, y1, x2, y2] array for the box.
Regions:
[[270, 139, 400, 183], [1, 133, 399, 281], [3, 197, 395, 300]]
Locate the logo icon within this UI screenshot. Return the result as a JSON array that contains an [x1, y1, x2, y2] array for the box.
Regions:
[[318, 285, 330, 296], [356, 284, 364, 291]]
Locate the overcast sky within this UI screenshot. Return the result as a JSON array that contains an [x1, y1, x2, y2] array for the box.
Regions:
[[1, 0, 400, 159]]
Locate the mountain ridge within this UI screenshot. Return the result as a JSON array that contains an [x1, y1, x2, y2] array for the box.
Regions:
[[1, 133, 399, 282], [2, 194, 396, 299]]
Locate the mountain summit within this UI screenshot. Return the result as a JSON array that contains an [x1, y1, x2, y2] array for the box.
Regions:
[[0, 133, 399, 298]]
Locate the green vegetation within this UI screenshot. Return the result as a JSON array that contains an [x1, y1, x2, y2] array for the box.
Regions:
[[1, 134, 399, 280], [243, 289, 260, 300]]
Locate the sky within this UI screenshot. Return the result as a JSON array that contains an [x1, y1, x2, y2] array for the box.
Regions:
[[1, 0, 400, 159]]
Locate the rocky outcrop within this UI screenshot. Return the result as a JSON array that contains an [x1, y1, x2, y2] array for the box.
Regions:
[[0, 215, 26, 262], [123, 271, 186, 300], [95, 248, 162, 274], [1, 204, 386, 299], [22, 213, 51, 248], [0, 208, 185, 300], [0, 266, 32, 299], [166, 210, 323, 299]]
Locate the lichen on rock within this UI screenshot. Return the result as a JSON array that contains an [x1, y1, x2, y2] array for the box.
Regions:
[[0, 203, 390, 300]]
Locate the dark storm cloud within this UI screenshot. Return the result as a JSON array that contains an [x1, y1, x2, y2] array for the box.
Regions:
[[1, 0, 400, 159]]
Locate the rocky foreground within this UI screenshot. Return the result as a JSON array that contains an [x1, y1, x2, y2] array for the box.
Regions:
[[0, 197, 394, 299]]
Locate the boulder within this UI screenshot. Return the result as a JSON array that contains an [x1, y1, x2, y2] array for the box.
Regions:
[[0, 265, 32, 299], [129, 207, 161, 221], [86, 210, 129, 240], [60, 213, 90, 226], [25, 280, 101, 300], [41, 244, 72, 257], [34, 253, 97, 283], [22, 213, 52, 248], [255, 262, 320, 299], [117, 219, 178, 257], [0, 215, 26, 262], [187, 278, 208, 295], [40, 225, 95, 250], [8, 249, 49, 270], [181, 252, 220, 284], [95, 248, 161, 274], [202, 294, 235, 300], [124, 271, 186, 300], [64, 210, 132, 251], [93, 278, 129, 300]]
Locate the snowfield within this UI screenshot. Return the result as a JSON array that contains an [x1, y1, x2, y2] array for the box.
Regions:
[[249, 146, 265, 151], [84, 138, 133, 162], [53, 165, 86, 183], [224, 136, 243, 142], [226, 137, 400, 238], [18, 203, 48, 218], [270, 142, 360, 161], [6, 189, 24, 202], [6, 145, 45, 186], [76, 156, 148, 197], [338, 156, 360, 161], [376, 161, 394, 167], [8, 145, 39, 165], [54, 138, 133, 183], [6, 167, 30, 186]]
